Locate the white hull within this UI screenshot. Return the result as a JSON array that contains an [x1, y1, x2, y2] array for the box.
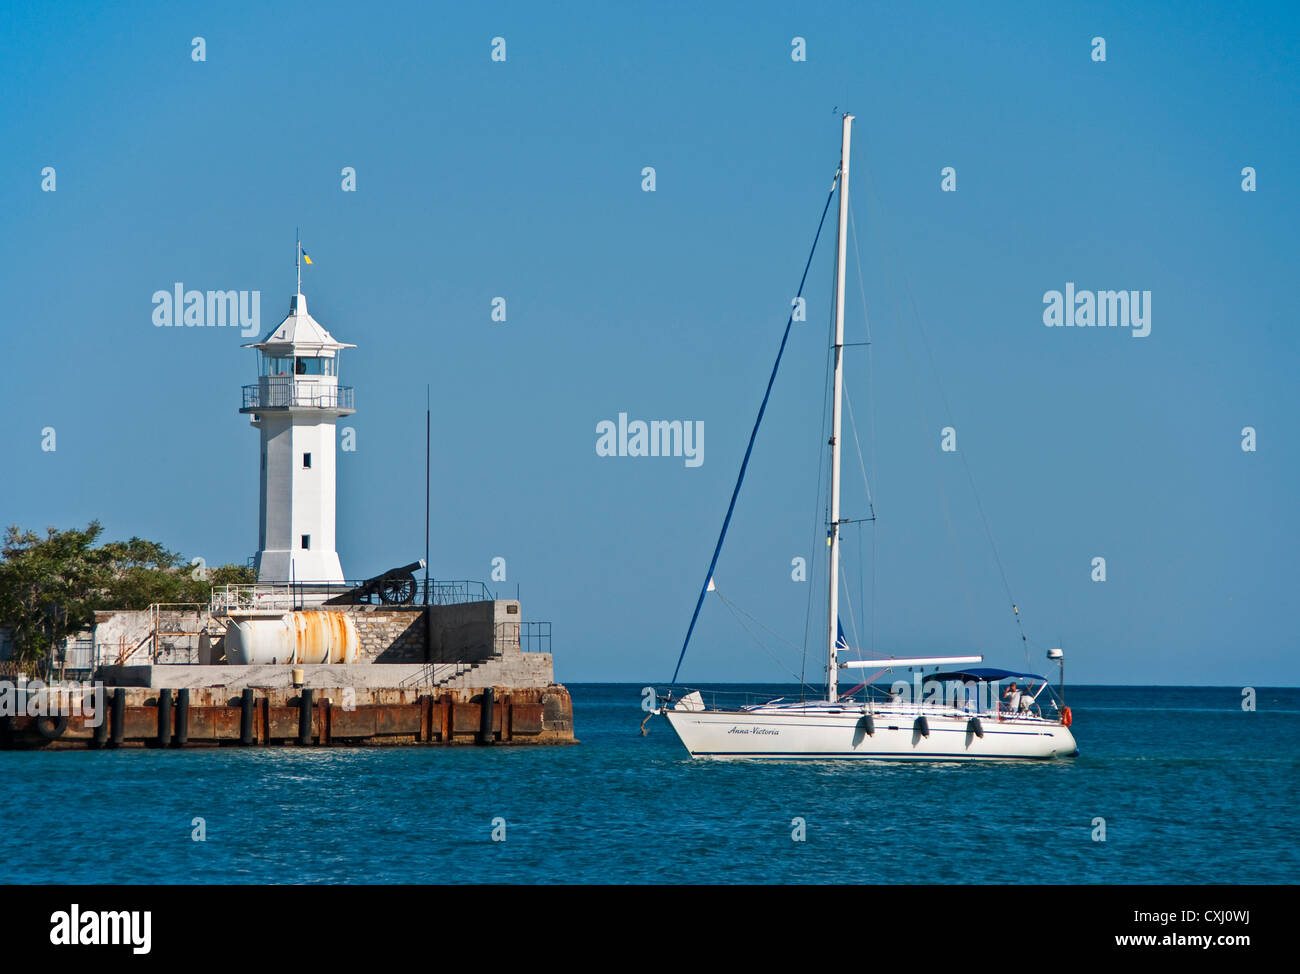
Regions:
[[664, 704, 1077, 762]]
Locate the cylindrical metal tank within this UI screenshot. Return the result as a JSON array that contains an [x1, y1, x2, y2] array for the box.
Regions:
[[224, 612, 360, 665]]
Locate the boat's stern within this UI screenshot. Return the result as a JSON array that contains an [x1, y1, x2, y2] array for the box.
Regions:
[[1052, 721, 1080, 758]]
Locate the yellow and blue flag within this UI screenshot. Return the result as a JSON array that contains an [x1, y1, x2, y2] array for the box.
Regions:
[[302, 250, 313, 265]]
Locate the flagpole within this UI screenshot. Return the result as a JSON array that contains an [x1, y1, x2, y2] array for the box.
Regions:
[[296, 228, 301, 295]]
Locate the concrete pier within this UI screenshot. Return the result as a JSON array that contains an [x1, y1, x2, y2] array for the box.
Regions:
[[0, 683, 575, 749], [2, 596, 574, 750]]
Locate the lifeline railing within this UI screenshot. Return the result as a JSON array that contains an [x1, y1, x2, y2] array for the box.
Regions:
[[652, 684, 1064, 720]]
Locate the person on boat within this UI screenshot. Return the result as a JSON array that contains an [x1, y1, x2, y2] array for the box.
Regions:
[[1019, 682, 1039, 715], [1002, 681, 1022, 715]]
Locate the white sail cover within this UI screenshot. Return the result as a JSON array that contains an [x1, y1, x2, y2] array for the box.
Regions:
[[840, 655, 982, 669]]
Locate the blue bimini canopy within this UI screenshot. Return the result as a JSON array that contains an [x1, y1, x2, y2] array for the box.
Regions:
[[923, 667, 1048, 684]]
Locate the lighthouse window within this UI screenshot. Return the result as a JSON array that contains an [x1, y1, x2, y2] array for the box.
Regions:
[[302, 452, 312, 469], [301, 535, 311, 550], [294, 357, 332, 376]]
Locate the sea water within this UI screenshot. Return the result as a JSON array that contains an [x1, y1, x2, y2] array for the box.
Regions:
[[1, 685, 1295, 884]]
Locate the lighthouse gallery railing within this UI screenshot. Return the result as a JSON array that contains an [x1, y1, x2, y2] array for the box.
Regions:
[[242, 378, 354, 410]]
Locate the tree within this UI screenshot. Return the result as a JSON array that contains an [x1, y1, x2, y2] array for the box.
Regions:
[[0, 523, 109, 667], [96, 536, 209, 608], [209, 563, 256, 586], [0, 523, 251, 666]]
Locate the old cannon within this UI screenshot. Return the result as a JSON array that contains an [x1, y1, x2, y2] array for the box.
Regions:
[[324, 559, 426, 606]]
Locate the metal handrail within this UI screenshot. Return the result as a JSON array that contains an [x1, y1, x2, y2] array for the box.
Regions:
[[398, 660, 482, 689], [242, 379, 354, 410], [210, 579, 495, 612], [495, 621, 551, 654]]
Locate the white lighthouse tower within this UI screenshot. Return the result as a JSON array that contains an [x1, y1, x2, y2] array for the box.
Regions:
[[240, 252, 355, 584]]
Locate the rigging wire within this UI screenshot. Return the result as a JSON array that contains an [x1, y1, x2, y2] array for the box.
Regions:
[[848, 201, 880, 658], [843, 388, 875, 514], [671, 170, 841, 684], [799, 199, 844, 696], [819, 179, 884, 672], [899, 261, 1033, 663], [837, 557, 863, 656], [855, 177, 985, 656], [834, 390, 873, 663], [714, 588, 814, 688], [858, 520, 867, 658], [857, 167, 1033, 664]]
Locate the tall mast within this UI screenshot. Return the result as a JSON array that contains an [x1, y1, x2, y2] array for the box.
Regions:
[[827, 112, 853, 703], [296, 228, 302, 296]]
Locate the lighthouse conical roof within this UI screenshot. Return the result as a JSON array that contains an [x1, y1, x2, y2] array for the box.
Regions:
[[243, 293, 355, 353]]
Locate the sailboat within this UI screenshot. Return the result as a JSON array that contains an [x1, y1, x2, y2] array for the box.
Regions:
[[656, 114, 1079, 761]]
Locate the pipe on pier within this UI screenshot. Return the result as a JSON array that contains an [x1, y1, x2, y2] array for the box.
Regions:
[[157, 689, 173, 747], [93, 693, 109, 747], [176, 688, 190, 747], [478, 687, 495, 745], [240, 688, 255, 745], [298, 689, 314, 746], [110, 688, 125, 746]]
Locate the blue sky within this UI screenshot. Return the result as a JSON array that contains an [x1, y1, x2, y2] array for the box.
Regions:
[[1, 1, 1296, 684]]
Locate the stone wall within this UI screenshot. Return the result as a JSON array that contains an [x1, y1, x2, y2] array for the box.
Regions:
[[347, 607, 425, 662], [340, 600, 520, 663], [88, 599, 535, 670]]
